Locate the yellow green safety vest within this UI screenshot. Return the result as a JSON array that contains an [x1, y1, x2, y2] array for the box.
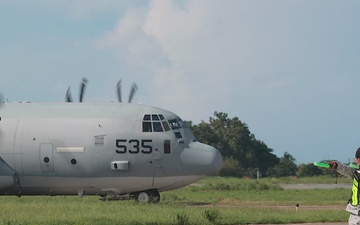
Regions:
[[351, 172, 360, 205]]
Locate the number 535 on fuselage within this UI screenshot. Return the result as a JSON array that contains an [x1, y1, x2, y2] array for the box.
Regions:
[[0, 102, 223, 202]]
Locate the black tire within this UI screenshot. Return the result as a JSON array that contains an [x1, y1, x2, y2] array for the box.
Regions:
[[135, 189, 160, 203], [136, 191, 150, 203], [149, 189, 160, 203]]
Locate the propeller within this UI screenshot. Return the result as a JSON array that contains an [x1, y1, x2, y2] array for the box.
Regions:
[[116, 80, 122, 103], [116, 79, 138, 103], [0, 93, 4, 108], [65, 78, 88, 102], [79, 78, 88, 102], [65, 88, 73, 102], [65, 78, 137, 103], [0, 93, 4, 144], [128, 83, 138, 103]]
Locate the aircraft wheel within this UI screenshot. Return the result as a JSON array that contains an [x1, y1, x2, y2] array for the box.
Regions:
[[137, 191, 150, 203], [149, 189, 160, 203], [136, 189, 160, 203]]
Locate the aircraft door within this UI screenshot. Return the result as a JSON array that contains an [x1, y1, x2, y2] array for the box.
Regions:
[[151, 138, 164, 187], [40, 143, 54, 173], [152, 139, 181, 189], [153, 141, 164, 168]]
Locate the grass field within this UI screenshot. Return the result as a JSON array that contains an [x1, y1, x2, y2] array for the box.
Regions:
[[0, 176, 352, 225]]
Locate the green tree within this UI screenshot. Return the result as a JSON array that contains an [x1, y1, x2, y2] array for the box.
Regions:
[[219, 157, 245, 177], [297, 163, 324, 177], [267, 152, 297, 177], [188, 111, 280, 177]]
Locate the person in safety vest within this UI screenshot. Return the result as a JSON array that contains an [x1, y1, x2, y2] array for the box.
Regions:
[[329, 147, 360, 225]]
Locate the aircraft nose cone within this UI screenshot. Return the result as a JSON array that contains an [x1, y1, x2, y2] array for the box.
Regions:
[[180, 142, 223, 175], [202, 145, 223, 174], [213, 148, 223, 173]]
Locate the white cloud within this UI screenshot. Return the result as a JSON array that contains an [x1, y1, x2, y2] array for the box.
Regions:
[[98, 0, 252, 121], [98, 0, 360, 129]]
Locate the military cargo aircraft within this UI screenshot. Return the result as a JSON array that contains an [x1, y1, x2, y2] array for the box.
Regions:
[[0, 79, 223, 203]]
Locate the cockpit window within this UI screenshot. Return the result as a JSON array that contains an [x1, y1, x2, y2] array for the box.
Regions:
[[177, 118, 187, 128], [168, 118, 187, 130], [162, 121, 170, 131], [168, 119, 180, 129], [143, 121, 152, 132], [153, 122, 163, 132], [152, 115, 160, 121], [142, 114, 170, 133]]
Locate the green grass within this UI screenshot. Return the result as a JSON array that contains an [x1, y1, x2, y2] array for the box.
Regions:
[[0, 176, 352, 225], [199, 175, 352, 185], [268, 175, 351, 184]]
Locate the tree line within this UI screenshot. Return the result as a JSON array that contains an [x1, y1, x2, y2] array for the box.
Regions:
[[186, 111, 335, 178]]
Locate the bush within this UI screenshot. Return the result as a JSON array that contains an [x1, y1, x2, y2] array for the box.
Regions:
[[297, 163, 324, 177], [172, 211, 189, 225], [203, 208, 221, 224], [219, 158, 245, 177]]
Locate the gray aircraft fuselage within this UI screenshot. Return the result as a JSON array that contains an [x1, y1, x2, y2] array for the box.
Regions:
[[0, 102, 223, 199]]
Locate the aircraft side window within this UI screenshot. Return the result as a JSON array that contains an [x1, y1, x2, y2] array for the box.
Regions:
[[143, 122, 152, 132], [159, 114, 165, 120], [174, 131, 182, 138], [143, 114, 151, 121], [153, 122, 163, 132], [164, 140, 171, 154]]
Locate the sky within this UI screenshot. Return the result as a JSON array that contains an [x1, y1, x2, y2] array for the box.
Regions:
[[1, 0, 360, 164]]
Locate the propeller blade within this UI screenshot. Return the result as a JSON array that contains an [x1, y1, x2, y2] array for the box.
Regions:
[[79, 78, 88, 102], [0, 93, 4, 108], [128, 83, 138, 103], [65, 87, 73, 102], [116, 79, 122, 103]]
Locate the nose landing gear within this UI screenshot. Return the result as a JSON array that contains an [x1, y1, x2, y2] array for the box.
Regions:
[[99, 189, 160, 203], [135, 189, 160, 203]]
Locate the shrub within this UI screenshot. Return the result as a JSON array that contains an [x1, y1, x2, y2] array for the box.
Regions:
[[219, 158, 245, 177], [203, 208, 221, 224], [172, 211, 189, 225]]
